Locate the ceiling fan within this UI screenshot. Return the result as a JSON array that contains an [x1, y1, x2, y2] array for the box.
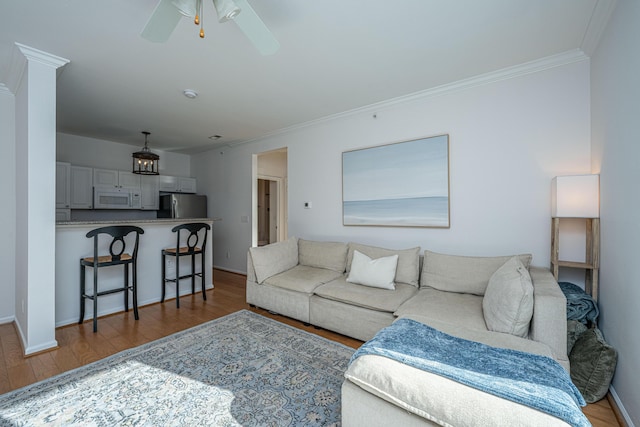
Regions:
[[141, 0, 279, 55]]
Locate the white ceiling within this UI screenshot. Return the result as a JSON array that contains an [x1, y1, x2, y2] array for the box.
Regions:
[[0, 0, 612, 153]]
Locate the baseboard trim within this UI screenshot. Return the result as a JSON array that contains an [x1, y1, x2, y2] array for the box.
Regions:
[[213, 265, 247, 276], [609, 387, 635, 427]]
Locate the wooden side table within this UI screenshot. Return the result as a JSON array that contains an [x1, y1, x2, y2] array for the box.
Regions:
[[550, 217, 600, 302]]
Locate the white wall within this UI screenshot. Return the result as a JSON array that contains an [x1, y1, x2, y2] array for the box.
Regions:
[[57, 133, 191, 177], [0, 85, 16, 323], [590, 0, 640, 424], [193, 58, 592, 274]]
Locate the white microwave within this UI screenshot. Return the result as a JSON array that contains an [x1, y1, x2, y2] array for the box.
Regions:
[[93, 187, 141, 209]]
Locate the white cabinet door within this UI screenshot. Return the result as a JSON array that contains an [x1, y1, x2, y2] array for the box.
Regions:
[[56, 162, 71, 209], [93, 168, 118, 187], [118, 171, 141, 189], [141, 175, 159, 210], [93, 168, 141, 189], [56, 208, 71, 221], [178, 177, 196, 193], [158, 175, 178, 192], [70, 166, 93, 209]]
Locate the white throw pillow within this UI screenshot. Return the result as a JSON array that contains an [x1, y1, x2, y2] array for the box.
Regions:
[[346, 250, 398, 290], [482, 256, 534, 338]]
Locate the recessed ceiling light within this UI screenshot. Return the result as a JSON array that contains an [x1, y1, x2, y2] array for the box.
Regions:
[[208, 135, 222, 140], [183, 89, 198, 99]]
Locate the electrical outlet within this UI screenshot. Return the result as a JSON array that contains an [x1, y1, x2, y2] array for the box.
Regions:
[[226, 251, 231, 259], [304, 201, 312, 209], [21, 299, 25, 313]]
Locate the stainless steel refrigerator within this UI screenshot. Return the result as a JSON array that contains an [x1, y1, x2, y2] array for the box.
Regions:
[[158, 194, 207, 218]]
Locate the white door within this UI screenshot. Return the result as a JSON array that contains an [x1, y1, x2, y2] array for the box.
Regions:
[[269, 180, 278, 244]]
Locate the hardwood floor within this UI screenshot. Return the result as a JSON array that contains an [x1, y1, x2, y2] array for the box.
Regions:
[[0, 269, 622, 426]]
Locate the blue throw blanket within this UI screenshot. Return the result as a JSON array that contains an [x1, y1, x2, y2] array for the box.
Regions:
[[559, 281, 599, 325], [350, 319, 590, 427]]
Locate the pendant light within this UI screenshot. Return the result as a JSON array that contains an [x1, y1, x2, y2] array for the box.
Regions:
[[132, 131, 160, 175]]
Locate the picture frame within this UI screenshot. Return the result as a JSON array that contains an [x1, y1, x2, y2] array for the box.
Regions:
[[342, 134, 450, 228]]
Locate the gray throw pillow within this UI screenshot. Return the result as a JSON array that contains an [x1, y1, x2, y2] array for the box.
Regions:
[[569, 328, 617, 403], [249, 237, 298, 284], [482, 256, 534, 338]]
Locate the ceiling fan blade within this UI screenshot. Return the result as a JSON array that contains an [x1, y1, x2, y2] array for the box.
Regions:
[[141, 0, 184, 43], [231, 0, 280, 55]]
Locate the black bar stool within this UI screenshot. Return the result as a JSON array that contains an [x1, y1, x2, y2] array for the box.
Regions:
[[162, 222, 210, 308], [79, 225, 144, 332]]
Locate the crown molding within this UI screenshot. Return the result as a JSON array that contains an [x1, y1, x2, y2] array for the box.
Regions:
[[0, 83, 12, 96], [581, 0, 617, 56], [5, 43, 70, 94], [228, 49, 589, 148]]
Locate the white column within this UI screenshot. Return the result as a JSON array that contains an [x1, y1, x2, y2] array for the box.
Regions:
[[7, 44, 69, 355], [0, 85, 16, 324]]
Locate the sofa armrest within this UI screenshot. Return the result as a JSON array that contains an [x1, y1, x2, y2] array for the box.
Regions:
[[529, 267, 568, 368], [247, 251, 257, 283]]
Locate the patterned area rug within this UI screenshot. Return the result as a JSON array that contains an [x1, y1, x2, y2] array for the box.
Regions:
[[0, 310, 355, 426]]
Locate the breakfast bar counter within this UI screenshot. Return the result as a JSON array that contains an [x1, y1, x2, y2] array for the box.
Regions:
[[55, 218, 219, 327]]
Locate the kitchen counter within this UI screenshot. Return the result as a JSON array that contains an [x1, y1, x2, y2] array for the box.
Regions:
[[56, 217, 220, 227], [55, 218, 219, 327]]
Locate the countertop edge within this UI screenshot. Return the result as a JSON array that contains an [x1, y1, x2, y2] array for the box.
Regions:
[[56, 217, 221, 228]]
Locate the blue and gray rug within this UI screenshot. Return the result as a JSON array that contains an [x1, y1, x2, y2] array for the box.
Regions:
[[0, 310, 355, 426]]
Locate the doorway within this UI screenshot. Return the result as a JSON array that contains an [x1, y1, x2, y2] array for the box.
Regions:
[[257, 178, 279, 246], [253, 148, 288, 247]]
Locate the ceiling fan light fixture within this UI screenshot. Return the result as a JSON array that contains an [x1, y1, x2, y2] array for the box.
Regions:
[[213, 0, 241, 22]]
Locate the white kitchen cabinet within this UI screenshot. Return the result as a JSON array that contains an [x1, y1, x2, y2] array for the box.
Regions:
[[158, 175, 178, 192], [56, 208, 71, 221], [178, 177, 196, 193], [118, 171, 141, 189], [141, 175, 159, 210], [93, 168, 141, 189], [70, 166, 93, 209], [56, 162, 71, 209], [158, 175, 196, 193]]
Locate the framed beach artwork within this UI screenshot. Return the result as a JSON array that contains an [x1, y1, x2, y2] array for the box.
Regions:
[[342, 134, 450, 228]]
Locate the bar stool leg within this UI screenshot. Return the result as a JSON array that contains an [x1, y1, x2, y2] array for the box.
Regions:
[[93, 265, 98, 333], [124, 264, 129, 312], [79, 263, 85, 324], [201, 251, 207, 301], [132, 260, 139, 320], [161, 252, 166, 303], [176, 254, 180, 308], [191, 253, 196, 294]]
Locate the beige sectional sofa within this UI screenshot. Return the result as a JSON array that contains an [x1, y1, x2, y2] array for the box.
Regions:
[[246, 237, 572, 426]]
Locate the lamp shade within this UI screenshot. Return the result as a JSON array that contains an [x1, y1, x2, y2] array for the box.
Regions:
[[551, 174, 599, 218]]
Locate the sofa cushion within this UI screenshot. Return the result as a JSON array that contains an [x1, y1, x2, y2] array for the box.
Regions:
[[314, 277, 418, 313], [420, 250, 533, 295], [395, 287, 487, 332], [346, 250, 398, 290], [347, 243, 421, 287], [482, 257, 534, 338], [264, 265, 343, 294], [298, 239, 348, 273], [248, 237, 299, 284]]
